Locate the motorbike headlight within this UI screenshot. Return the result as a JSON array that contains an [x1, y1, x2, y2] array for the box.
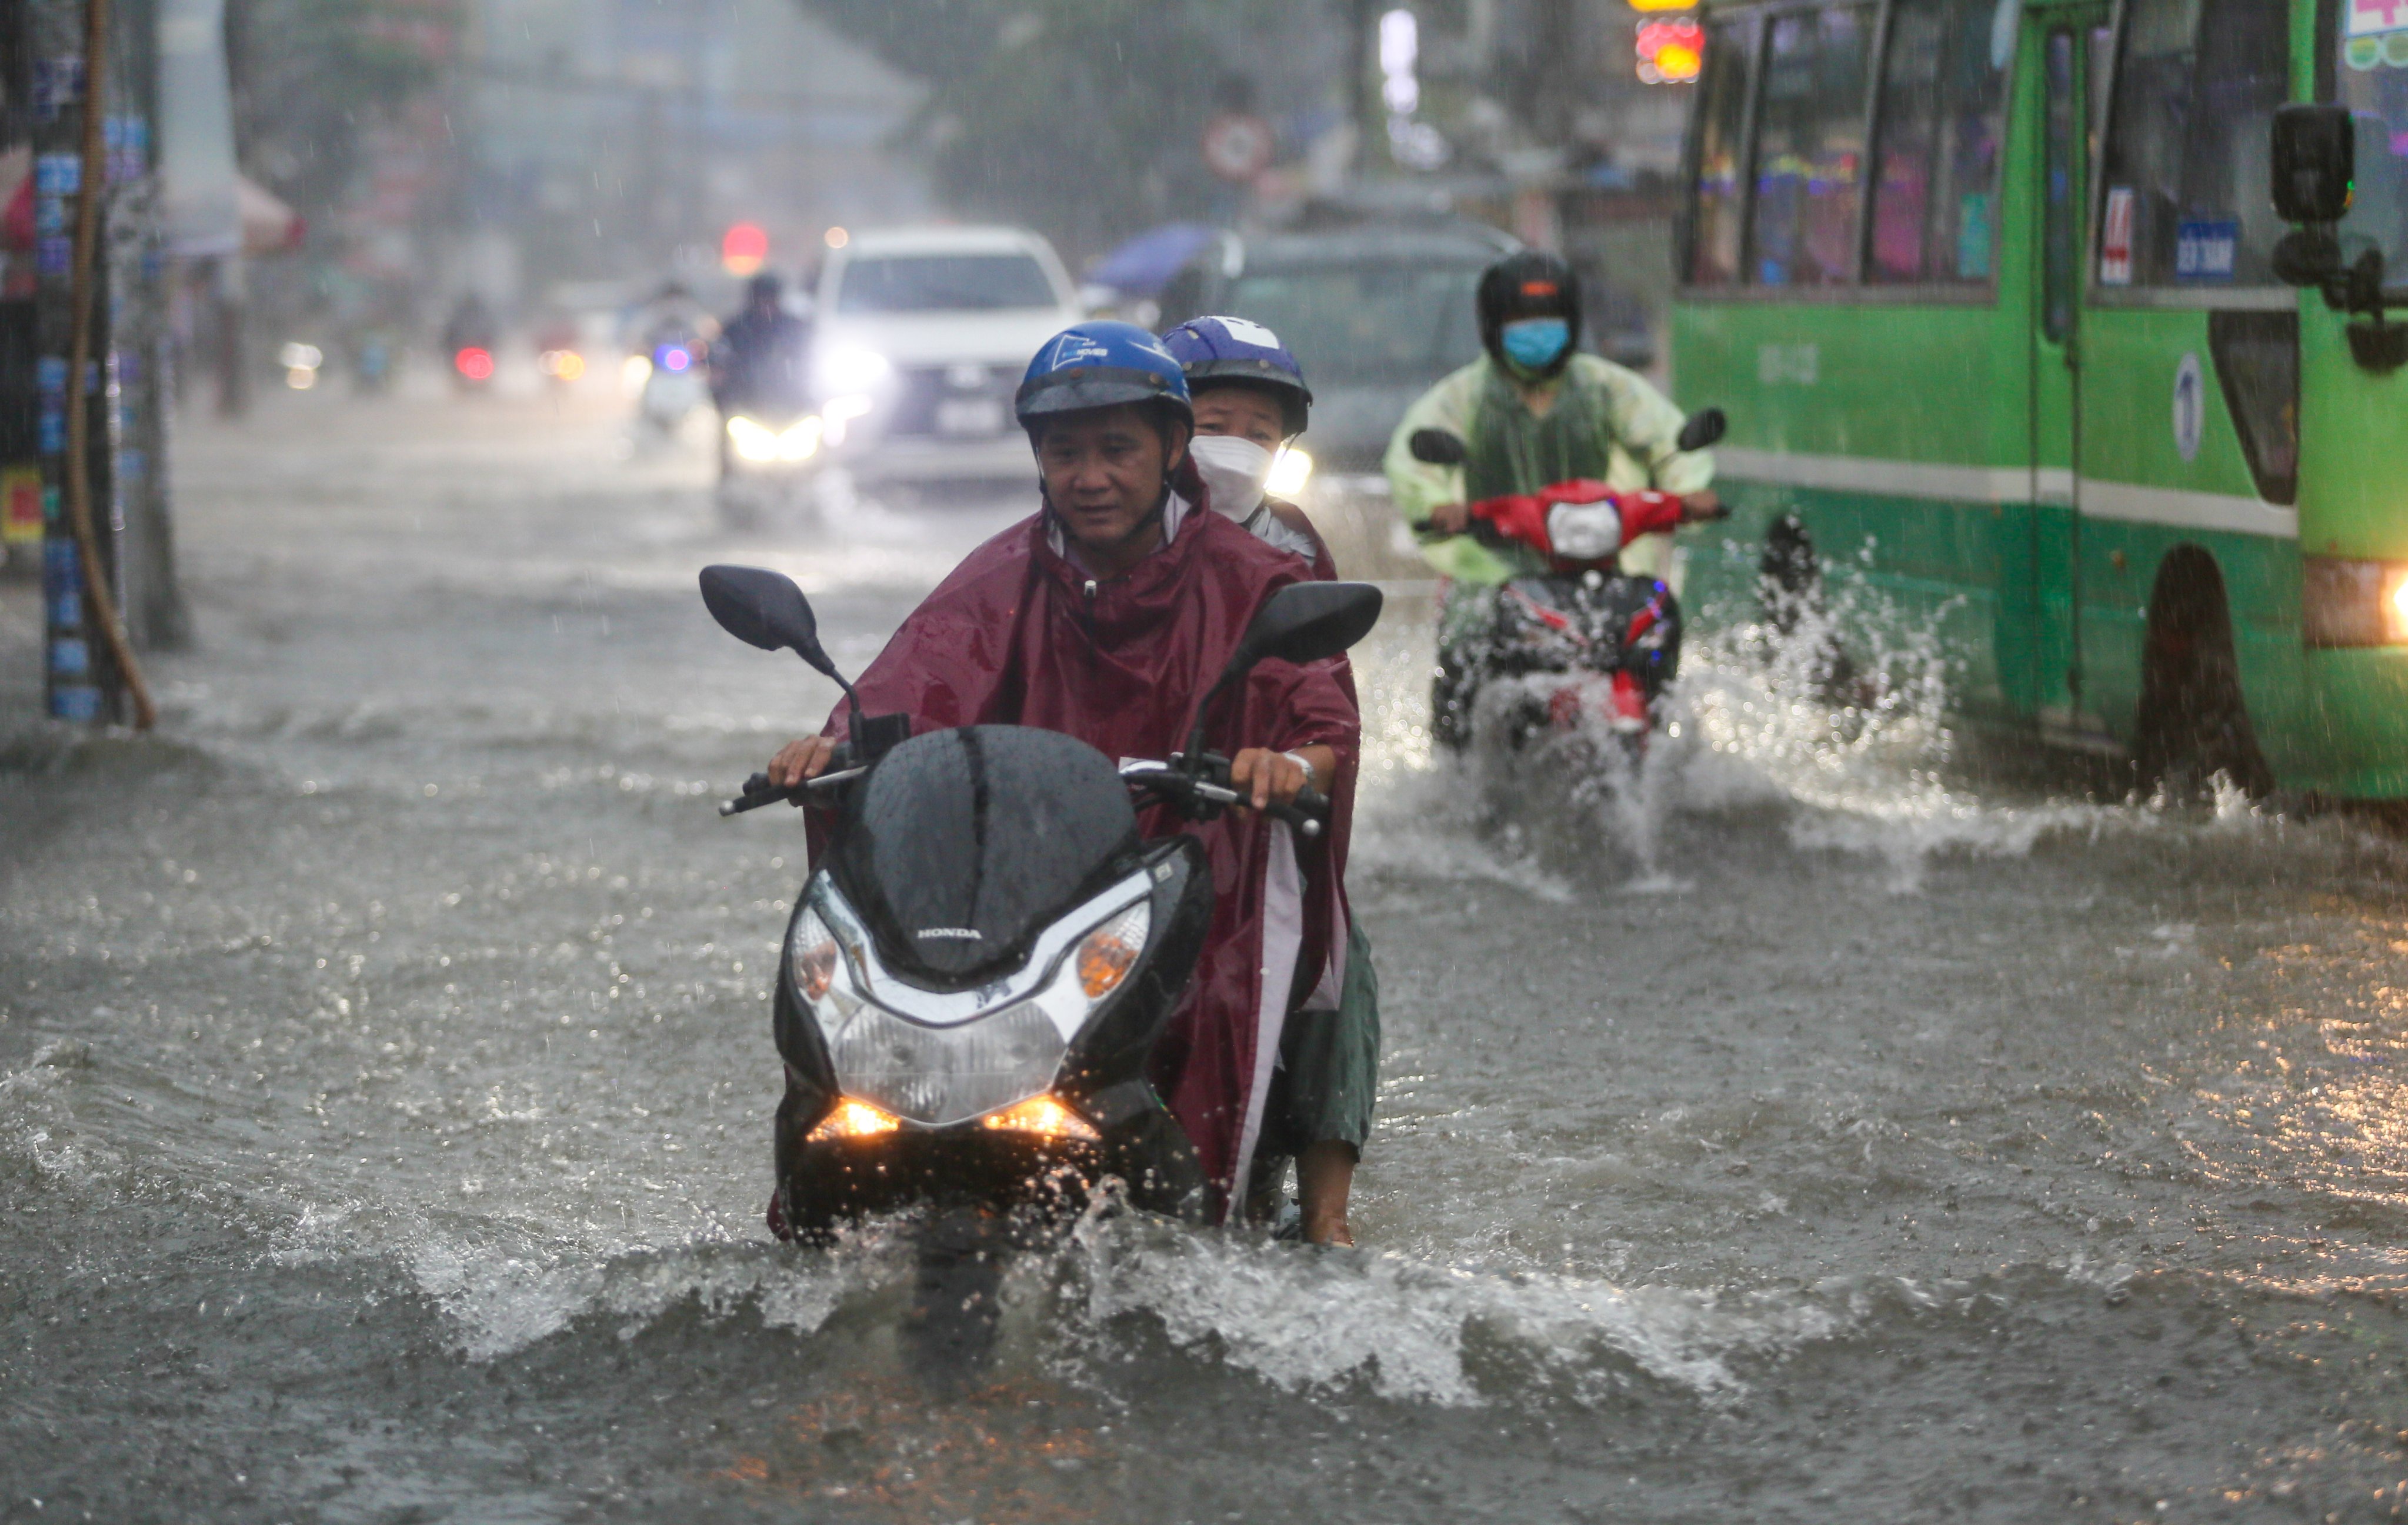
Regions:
[[1075, 901, 1149, 1003], [1266, 445, 1313, 498], [776, 417, 822, 462], [728, 415, 781, 462], [1547, 501, 1623, 561], [2304, 557, 2408, 647], [826, 999, 1066, 1128]]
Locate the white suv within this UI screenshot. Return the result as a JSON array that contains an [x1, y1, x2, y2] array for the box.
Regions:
[[809, 225, 1084, 485]]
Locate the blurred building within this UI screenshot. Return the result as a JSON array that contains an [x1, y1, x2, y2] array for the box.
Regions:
[[458, 0, 928, 311], [1322, 0, 1703, 372]]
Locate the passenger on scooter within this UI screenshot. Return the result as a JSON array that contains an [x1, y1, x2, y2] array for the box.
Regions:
[[763, 321, 1362, 1230], [1382, 251, 1718, 749], [1162, 314, 1379, 1247]]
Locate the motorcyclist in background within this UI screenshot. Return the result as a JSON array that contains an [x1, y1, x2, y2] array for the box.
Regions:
[[1382, 252, 1717, 750], [1162, 315, 1379, 1247], [711, 273, 812, 419]]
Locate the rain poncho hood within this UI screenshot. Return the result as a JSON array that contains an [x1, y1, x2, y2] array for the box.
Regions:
[[813, 496, 1360, 1216]]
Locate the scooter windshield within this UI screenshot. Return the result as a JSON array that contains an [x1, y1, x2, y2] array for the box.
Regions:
[[831, 726, 1140, 988]]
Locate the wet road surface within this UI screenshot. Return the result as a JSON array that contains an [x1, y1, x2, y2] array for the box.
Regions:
[[8, 389, 2408, 1523]]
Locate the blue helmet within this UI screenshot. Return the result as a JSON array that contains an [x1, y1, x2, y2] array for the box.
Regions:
[[1015, 321, 1192, 438], [1159, 315, 1312, 435]]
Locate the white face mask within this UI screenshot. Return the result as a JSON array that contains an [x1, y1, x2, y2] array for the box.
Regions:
[[1187, 434, 1277, 520]]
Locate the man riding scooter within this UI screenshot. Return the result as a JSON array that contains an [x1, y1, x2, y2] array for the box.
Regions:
[[762, 321, 1362, 1231], [1383, 252, 1719, 749], [710, 271, 815, 482], [1161, 315, 1379, 1247]]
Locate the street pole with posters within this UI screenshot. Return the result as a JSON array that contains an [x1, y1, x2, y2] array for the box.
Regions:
[[33, 0, 158, 727]]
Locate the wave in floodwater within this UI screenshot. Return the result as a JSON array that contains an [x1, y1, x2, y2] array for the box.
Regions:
[[1350, 566, 2297, 895]]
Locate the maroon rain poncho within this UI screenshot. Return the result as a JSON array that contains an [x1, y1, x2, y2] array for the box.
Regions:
[[811, 497, 1360, 1218]]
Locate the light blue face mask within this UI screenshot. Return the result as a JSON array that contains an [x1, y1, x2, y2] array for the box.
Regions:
[[1499, 317, 1571, 373]]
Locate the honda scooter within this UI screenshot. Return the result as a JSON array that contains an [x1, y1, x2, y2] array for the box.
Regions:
[[699, 566, 1378, 1253]]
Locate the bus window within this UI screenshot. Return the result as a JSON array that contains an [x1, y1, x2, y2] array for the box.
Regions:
[[2043, 29, 2079, 340], [1746, 5, 1876, 287], [2096, 0, 2289, 289], [2337, 7, 2408, 281], [1688, 15, 1760, 286], [1866, 0, 2013, 284]]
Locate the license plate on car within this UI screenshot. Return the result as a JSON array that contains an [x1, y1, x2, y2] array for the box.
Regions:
[[934, 398, 1005, 437]]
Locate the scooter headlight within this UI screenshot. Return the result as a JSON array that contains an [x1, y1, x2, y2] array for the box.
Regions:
[[827, 999, 1066, 1127], [728, 414, 782, 463]]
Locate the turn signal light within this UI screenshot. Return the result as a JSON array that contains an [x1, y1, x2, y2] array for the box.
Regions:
[[980, 1095, 1100, 1141], [1076, 903, 1148, 1000], [807, 1099, 899, 1141]]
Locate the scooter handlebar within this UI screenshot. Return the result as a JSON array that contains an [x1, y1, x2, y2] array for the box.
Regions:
[[717, 763, 865, 816]]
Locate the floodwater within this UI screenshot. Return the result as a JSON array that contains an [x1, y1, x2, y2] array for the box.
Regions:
[[8, 387, 2408, 1524]]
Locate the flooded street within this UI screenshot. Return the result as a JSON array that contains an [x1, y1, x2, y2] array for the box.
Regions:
[[11, 390, 2408, 1523]]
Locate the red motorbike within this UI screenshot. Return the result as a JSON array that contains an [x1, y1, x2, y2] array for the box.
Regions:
[[1408, 408, 1726, 752]]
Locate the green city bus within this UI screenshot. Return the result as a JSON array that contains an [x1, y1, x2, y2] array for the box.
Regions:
[[1668, 0, 2408, 796]]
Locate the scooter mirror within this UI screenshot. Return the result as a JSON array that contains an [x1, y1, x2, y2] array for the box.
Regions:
[[1232, 581, 1385, 672], [1408, 428, 1468, 467], [1676, 407, 1727, 454], [699, 564, 838, 679]]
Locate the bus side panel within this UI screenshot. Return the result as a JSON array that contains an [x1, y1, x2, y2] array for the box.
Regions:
[[2296, 287, 2408, 797], [2075, 307, 2312, 780], [1672, 293, 2035, 724]]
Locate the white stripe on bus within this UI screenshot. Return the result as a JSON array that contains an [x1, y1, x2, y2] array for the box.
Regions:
[[1713, 448, 2297, 538]]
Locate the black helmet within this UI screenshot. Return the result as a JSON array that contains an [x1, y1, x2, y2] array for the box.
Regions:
[[746, 271, 783, 304], [1475, 251, 1583, 380]]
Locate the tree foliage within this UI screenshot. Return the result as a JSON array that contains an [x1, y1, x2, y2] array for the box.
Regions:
[[803, 0, 1312, 261]]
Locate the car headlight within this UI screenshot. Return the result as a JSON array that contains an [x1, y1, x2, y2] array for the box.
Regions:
[[2303, 557, 2408, 647], [815, 345, 891, 394], [1266, 445, 1313, 498], [727, 414, 781, 462]]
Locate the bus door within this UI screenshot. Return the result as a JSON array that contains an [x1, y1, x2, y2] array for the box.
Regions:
[[2025, 4, 2112, 737]]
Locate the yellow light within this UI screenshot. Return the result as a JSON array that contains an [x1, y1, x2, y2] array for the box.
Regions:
[[819, 392, 875, 447], [808, 1099, 899, 1141], [728, 414, 782, 463], [540, 348, 586, 381], [1266, 445, 1314, 499], [776, 417, 822, 461], [285, 365, 317, 390], [824, 225, 849, 249], [1075, 904, 1147, 1000], [1628, 0, 1696, 11], [980, 1095, 1100, 1141], [2385, 567, 2408, 644]]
